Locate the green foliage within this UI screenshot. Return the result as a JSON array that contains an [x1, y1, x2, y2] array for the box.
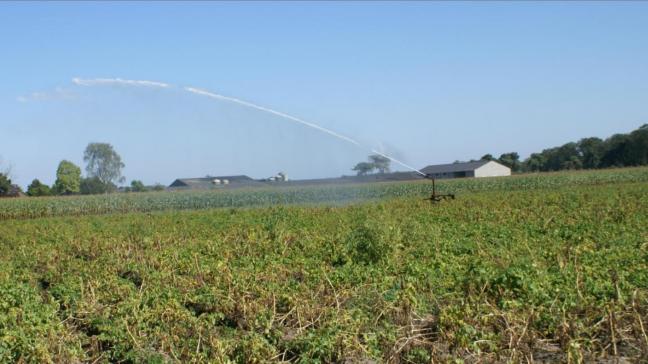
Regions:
[[80, 176, 116, 195], [346, 222, 390, 265], [1, 167, 647, 220], [522, 125, 648, 172], [83, 142, 125, 185], [0, 282, 78, 362], [352, 162, 375, 176], [578, 137, 605, 169], [0, 173, 11, 196], [368, 154, 391, 173], [52, 160, 81, 195], [130, 180, 147, 192], [26, 179, 51, 197], [0, 170, 647, 362], [498, 152, 521, 172], [352, 154, 391, 175]]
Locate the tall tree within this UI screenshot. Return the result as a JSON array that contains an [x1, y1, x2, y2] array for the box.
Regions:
[[577, 137, 604, 169], [480, 154, 495, 161], [352, 162, 375, 176], [368, 154, 391, 174], [541, 143, 581, 171], [626, 125, 648, 166], [26, 179, 51, 197], [130, 180, 147, 192], [0, 158, 12, 196], [0, 173, 11, 196], [523, 153, 546, 172], [498, 152, 521, 172], [83, 143, 125, 186], [600, 134, 630, 168], [53, 160, 81, 195]]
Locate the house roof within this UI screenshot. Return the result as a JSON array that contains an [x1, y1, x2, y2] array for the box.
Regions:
[[420, 160, 492, 174], [5, 184, 25, 197], [169, 175, 256, 188]]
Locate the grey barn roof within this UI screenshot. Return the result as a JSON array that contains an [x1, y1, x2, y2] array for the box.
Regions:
[[169, 175, 256, 188], [420, 160, 490, 175]]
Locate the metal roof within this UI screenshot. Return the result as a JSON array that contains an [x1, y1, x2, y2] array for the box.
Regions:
[[169, 175, 256, 188], [420, 160, 492, 174]]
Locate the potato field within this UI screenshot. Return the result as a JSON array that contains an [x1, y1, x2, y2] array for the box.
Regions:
[[1, 168, 647, 363]]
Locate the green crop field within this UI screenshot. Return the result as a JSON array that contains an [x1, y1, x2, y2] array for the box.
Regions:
[[2, 167, 648, 220], [1, 168, 647, 363]]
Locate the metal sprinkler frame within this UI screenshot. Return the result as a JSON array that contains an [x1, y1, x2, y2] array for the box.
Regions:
[[423, 174, 455, 202]]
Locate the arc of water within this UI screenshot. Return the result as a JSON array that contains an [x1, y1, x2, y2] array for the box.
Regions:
[[183, 87, 425, 176], [72, 77, 426, 176], [184, 87, 362, 147], [369, 149, 425, 176]]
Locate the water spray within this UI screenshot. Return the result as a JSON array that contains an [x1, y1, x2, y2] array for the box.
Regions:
[[72, 77, 452, 201]]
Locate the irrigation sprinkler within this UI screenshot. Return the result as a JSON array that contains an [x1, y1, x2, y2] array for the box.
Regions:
[[423, 174, 455, 202]]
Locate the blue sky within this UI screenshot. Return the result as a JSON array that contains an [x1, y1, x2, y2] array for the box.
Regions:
[[1, 2, 647, 187]]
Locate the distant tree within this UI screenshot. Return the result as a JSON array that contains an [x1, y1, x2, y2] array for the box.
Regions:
[[26, 179, 51, 197], [498, 152, 521, 172], [577, 137, 604, 169], [626, 125, 648, 166], [517, 125, 648, 173], [0, 173, 11, 196], [80, 176, 116, 195], [130, 180, 147, 192], [352, 162, 375, 176], [562, 156, 583, 170], [84, 143, 125, 186], [523, 153, 546, 172], [546, 143, 581, 171], [152, 183, 165, 191], [52, 160, 81, 195], [600, 134, 630, 168], [481, 154, 495, 161], [369, 154, 391, 174]]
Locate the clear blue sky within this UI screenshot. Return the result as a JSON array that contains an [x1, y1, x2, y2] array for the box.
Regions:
[[1, 2, 647, 187]]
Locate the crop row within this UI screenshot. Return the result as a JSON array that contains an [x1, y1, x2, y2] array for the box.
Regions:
[[2, 167, 648, 220]]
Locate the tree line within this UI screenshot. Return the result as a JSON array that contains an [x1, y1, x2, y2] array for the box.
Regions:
[[352, 155, 392, 176], [465, 124, 648, 173], [0, 143, 163, 197]]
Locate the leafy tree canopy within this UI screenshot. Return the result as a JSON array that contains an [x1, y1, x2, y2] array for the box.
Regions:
[[53, 160, 81, 195], [80, 176, 116, 195], [498, 152, 521, 172], [130, 180, 147, 192], [26, 179, 51, 197], [84, 143, 125, 185], [352, 162, 375, 176], [0, 173, 11, 196], [368, 154, 391, 174], [520, 125, 648, 172]]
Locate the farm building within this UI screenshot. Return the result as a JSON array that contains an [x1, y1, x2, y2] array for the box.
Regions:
[[420, 160, 511, 179], [169, 175, 263, 189]]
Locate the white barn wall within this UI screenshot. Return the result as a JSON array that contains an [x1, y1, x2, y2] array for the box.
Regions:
[[474, 161, 511, 177]]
